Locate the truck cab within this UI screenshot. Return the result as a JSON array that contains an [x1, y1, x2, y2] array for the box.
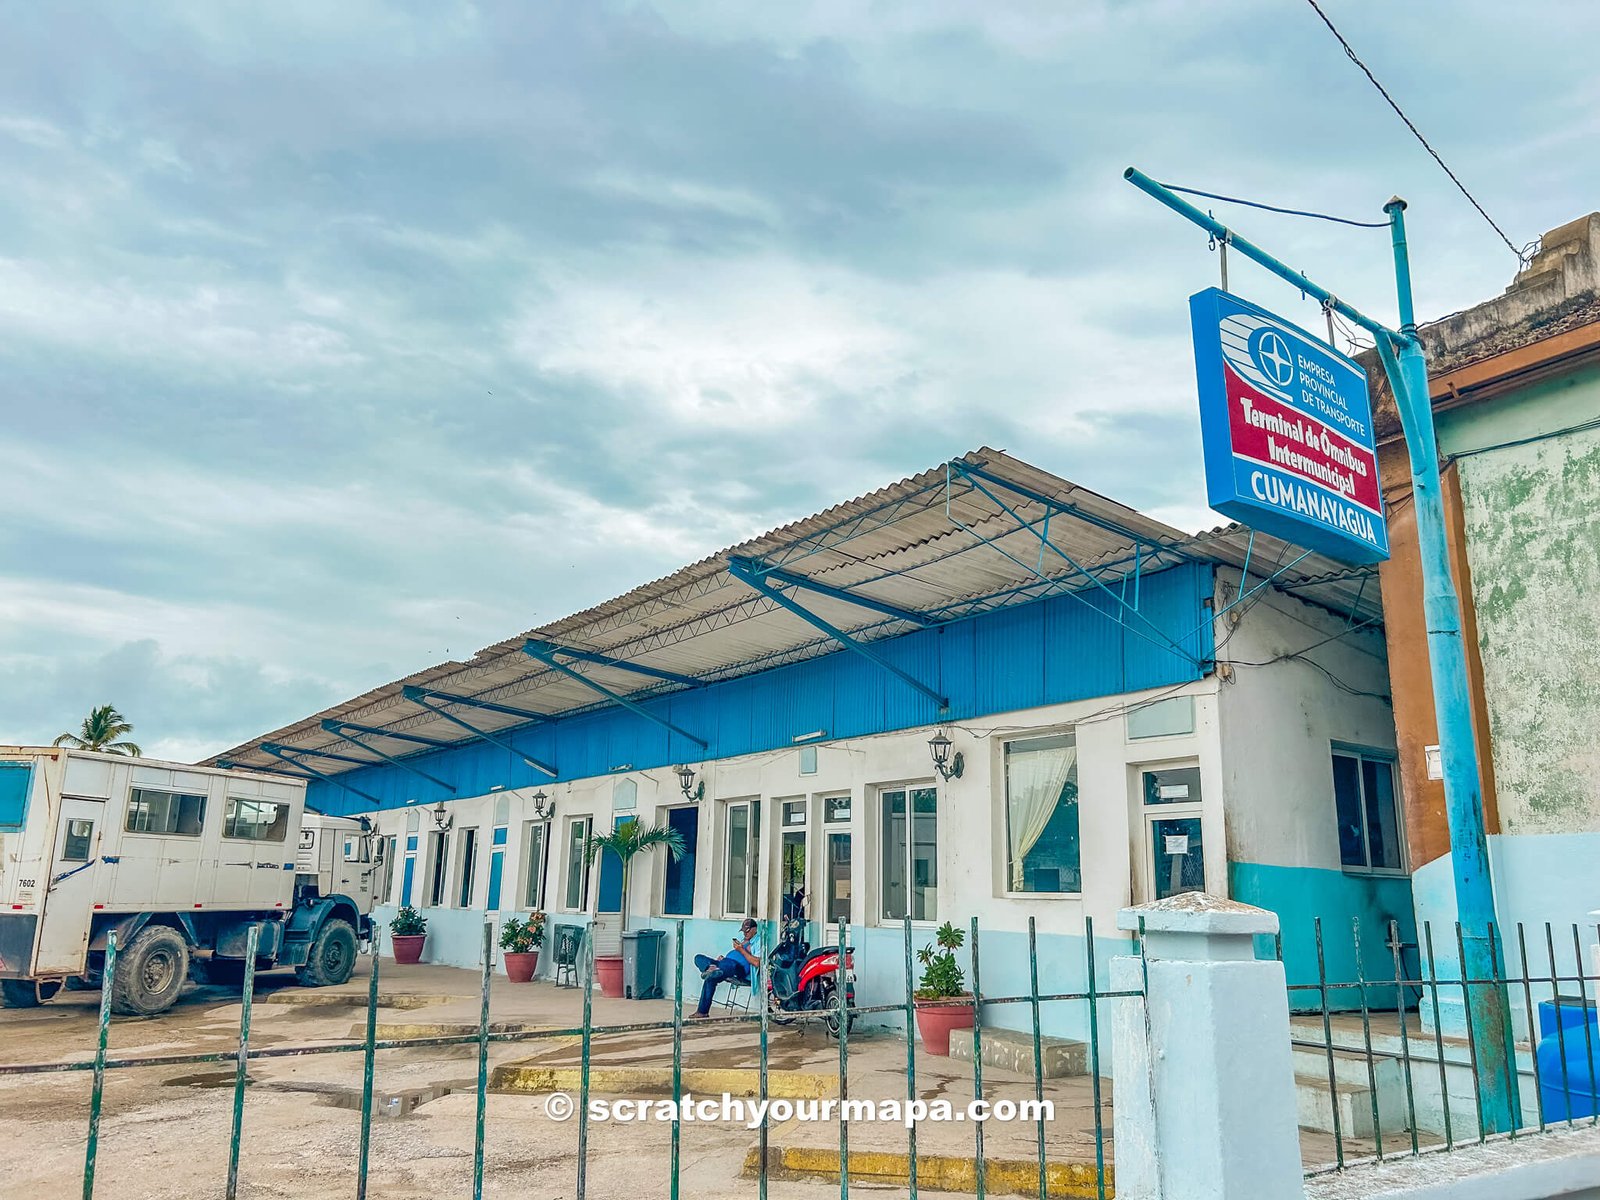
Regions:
[[0, 747, 374, 1014]]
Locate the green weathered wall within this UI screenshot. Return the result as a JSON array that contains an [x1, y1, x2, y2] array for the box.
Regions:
[[1444, 367, 1600, 835]]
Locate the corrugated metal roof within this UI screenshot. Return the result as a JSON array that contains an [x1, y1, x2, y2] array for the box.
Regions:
[[211, 448, 1382, 776]]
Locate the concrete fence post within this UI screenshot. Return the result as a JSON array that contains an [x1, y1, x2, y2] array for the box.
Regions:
[[1112, 894, 1305, 1200]]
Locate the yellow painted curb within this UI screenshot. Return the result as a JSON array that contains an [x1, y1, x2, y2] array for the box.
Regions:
[[349, 1022, 549, 1040], [748, 1144, 1112, 1198], [491, 1063, 837, 1100], [259, 991, 453, 1010]]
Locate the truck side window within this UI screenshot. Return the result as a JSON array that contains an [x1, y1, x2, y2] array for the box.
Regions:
[[126, 788, 206, 836], [63, 818, 95, 862], [222, 798, 290, 842]]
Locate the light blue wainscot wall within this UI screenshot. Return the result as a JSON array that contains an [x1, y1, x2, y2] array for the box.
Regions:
[[1229, 862, 1416, 1012], [307, 563, 1215, 816]]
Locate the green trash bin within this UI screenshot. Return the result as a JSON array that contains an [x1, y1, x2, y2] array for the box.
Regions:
[[621, 929, 665, 1000]]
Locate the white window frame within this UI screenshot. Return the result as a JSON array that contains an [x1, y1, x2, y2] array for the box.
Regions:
[[877, 783, 938, 925], [563, 816, 592, 912], [1331, 746, 1406, 877], [456, 827, 480, 909], [522, 820, 551, 910], [1000, 730, 1082, 897], [721, 799, 760, 919]]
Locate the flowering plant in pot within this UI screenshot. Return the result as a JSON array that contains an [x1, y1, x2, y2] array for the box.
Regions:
[[499, 911, 546, 983], [585, 820, 686, 997], [389, 906, 428, 965], [912, 921, 975, 1055]]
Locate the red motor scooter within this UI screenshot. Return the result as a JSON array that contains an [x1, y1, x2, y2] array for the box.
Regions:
[[765, 893, 855, 1037]]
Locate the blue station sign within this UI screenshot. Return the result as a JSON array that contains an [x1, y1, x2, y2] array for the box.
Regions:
[[1189, 287, 1389, 564]]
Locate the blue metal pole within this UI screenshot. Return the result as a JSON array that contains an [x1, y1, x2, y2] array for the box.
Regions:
[[1381, 198, 1514, 1132]]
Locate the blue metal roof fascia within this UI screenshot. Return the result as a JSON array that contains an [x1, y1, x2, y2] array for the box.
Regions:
[[405, 686, 548, 723], [401, 687, 559, 778], [521, 642, 709, 749], [258, 744, 385, 806], [727, 555, 938, 628], [727, 557, 949, 710], [948, 466, 1203, 669], [523, 639, 700, 688], [319, 721, 458, 793]]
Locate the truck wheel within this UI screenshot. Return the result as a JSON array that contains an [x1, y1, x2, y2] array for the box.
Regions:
[[1, 978, 62, 1007], [298, 919, 357, 987], [110, 925, 190, 1016]]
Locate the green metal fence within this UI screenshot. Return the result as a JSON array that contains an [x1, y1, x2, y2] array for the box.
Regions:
[[1291, 918, 1600, 1179], [0, 915, 1142, 1199]]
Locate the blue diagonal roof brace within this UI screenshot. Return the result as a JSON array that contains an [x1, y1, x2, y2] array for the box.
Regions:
[[402, 687, 559, 778], [320, 720, 457, 793], [325, 720, 456, 749], [256, 744, 385, 806], [727, 559, 948, 709], [524, 639, 699, 688], [260, 741, 385, 769], [726, 556, 938, 628], [521, 642, 709, 749], [405, 687, 548, 723]]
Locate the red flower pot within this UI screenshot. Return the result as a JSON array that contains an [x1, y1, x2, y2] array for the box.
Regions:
[[914, 997, 976, 1056], [504, 951, 541, 983], [595, 955, 625, 998], [391, 934, 426, 965]]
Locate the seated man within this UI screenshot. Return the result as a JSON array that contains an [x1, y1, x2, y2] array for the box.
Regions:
[[691, 918, 760, 1018]]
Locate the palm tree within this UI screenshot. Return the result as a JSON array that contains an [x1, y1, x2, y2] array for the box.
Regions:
[[585, 820, 685, 932], [53, 705, 143, 756]]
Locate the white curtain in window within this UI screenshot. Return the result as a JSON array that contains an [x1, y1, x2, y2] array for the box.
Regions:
[[1008, 744, 1077, 890]]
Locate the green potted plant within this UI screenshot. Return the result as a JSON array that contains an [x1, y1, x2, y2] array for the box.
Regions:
[[912, 921, 974, 1055], [584, 821, 686, 998], [389, 905, 428, 965], [499, 911, 546, 983]]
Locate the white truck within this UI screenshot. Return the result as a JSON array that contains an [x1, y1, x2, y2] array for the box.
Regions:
[[0, 747, 375, 1015]]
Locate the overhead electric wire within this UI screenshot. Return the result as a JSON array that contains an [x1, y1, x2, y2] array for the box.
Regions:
[[1160, 183, 1389, 229], [1302, 0, 1526, 265]]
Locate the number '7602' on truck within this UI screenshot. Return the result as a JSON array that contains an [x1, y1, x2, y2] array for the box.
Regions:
[[0, 746, 376, 1015]]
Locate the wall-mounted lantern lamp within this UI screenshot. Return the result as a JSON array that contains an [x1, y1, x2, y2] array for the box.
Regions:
[[928, 730, 964, 782], [676, 764, 705, 801], [531, 789, 555, 821], [430, 800, 454, 832]]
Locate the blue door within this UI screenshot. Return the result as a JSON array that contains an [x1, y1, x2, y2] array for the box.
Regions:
[[595, 816, 635, 913]]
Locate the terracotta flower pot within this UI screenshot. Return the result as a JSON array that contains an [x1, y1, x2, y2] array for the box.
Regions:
[[595, 954, 625, 998], [914, 997, 976, 1056], [391, 934, 426, 965], [504, 950, 541, 983]]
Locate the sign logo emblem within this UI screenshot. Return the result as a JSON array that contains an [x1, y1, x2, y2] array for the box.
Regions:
[[1253, 329, 1295, 388]]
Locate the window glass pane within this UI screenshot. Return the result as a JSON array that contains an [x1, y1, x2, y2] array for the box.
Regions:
[[565, 819, 588, 910], [523, 823, 546, 909], [126, 789, 205, 836], [1151, 815, 1205, 899], [661, 806, 699, 917], [1004, 733, 1081, 893], [781, 830, 806, 908], [824, 795, 851, 823], [725, 804, 750, 915], [910, 787, 937, 922], [1141, 767, 1201, 806], [1362, 758, 1402, 870], [880, 790, 907, 921], [1331, 755, 1367, 869], [428, 832, 449, 907], [782, 799, 807, 827], [798, 746, 818, 775], [458, 829, 478, 907], [825, 832, 852, 926], [63, 818, 94, 862], [224, 798, 290, 842]]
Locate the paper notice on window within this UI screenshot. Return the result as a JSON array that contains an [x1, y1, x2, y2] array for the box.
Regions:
[[1158, 784, 1190, 800], [1164, 834, 1190, 856]]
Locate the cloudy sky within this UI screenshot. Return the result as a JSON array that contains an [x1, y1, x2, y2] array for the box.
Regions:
[[3, 1, 1595, 760]]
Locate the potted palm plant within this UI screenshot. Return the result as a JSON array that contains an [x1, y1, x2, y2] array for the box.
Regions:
[[499, 911, 546, 983], [389, 906, 428, 965], [912, 921, 975, 1055], [585, 821, 686, 998]]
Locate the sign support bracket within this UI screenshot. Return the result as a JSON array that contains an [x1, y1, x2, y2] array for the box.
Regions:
[[1125, 166, 1515, 1132]]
